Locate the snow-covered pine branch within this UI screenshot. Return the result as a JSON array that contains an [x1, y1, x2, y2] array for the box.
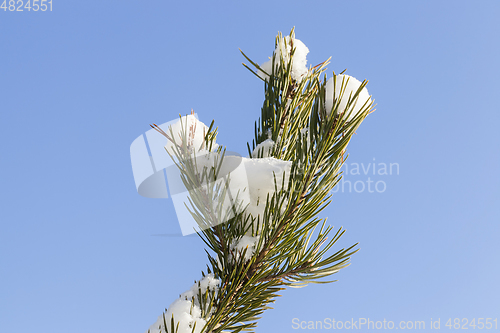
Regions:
[[145, 27, 375, 333]]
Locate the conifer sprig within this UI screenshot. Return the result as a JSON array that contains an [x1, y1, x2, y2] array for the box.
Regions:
[[151, 28, 375, 333]]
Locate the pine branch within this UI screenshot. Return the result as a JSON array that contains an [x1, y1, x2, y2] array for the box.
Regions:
[[147, 28, 375, 333]]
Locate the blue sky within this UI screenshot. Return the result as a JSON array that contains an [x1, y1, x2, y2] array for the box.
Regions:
[[1, 1, 499, 332]]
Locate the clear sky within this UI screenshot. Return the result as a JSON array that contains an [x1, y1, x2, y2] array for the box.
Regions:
[[1, 1, 499, 332]]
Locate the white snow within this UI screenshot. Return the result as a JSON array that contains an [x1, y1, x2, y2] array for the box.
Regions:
[[258, 60, 274, 80], [299, 127, 311, 150], [146, 274, 220, 333], [257, 36, 310, 82], [164, 115, 217, 156], [242, 157, 292, 230], [179, 274, 220, 305], [251, 139, 275, 158], [230, 235, 260, 262], [324, 74, 371, 121], [187, 154, 292, 232]]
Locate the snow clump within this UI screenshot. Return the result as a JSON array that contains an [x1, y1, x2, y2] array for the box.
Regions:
[[258, 36, 309, 82], [324, 74, 371, 121], [243, 157, 292, 230], [230, 235, 260, 262], [146, 274, 220, 333], [164, 114, 218, 156], [251, 139, 275, 158]]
